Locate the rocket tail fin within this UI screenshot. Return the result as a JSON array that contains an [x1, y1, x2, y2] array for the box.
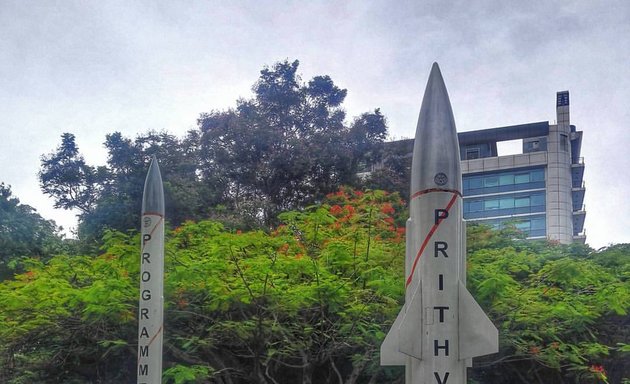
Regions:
[[399, 282, 422, 360], [458, 281, 499, 360], [380, 281, 424, 365], [380, 306, 406, 365]]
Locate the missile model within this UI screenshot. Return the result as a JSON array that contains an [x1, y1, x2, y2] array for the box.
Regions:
[[380, 63, 498, 383], [137, 156, 165, 384]]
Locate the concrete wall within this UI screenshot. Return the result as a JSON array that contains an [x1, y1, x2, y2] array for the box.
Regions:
[[545, 98, 575, 244]]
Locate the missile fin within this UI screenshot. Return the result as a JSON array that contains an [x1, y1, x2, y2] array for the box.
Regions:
[[399, 283, 423, 360], [380, 307, 406, 366], [458, 281, 499, 360]]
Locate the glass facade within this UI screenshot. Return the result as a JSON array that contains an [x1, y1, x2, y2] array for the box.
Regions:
[[463, 191, 545, 219], [463, 167, 545, 196], [470, 215, 547, 238], [463, 167, 546, 238]]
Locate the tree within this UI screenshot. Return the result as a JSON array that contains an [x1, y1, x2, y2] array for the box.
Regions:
[[40, 60, 390, 241], [358, 139, 413, 200], [40, 131, 213, 245], [348, 109, 388, 172], [0, 190, 628, 383], [466, 228, 629, 384], [39, 133, 101, 214], [0, 189, 406, 383], [198, 60, 388, 224], [0, 183, 63, 279]]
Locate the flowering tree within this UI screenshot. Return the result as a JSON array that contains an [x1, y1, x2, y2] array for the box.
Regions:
[[0, 188, 628, 383]]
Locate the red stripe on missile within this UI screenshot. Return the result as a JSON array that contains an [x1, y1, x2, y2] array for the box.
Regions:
[[406, 192, 459, 288], [147, 326, 163, 347], [411, 188, 462, 200], [140, 215, 164, 253]]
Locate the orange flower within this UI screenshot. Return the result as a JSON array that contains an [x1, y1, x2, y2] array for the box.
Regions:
[[330, 205, 343, 216], [529, 346, 540, 355], [381, 203, 395, 215], [589, 364, 605, 373]]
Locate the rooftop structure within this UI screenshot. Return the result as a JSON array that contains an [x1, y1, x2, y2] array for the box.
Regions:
[[370, 91, 585, 244]]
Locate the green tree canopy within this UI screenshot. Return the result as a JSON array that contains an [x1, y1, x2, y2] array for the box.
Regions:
[[39, 60, 389, 244], [0, 183, 63, 279], [197, 60, 386, 223], [1, 189, 627, 383]]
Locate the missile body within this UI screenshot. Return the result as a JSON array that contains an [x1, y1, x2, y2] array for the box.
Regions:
[[380, 64, 498, 383], [138, 156, 165, 384]]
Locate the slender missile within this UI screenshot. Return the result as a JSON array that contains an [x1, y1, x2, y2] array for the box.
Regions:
[[138, 156, 165, 384], [380, 63, 498, 383]]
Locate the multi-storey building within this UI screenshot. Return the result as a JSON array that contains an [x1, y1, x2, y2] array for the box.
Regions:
[[459, 91, 585, 244], [370, 91, 586, 244]]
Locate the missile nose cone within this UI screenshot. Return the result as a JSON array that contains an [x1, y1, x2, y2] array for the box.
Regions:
[[142, 155, 165, 215], [411, 63, 462, 196]]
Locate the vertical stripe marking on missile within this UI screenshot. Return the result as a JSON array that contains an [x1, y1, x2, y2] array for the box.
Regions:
[[406, 192, 458, 288]]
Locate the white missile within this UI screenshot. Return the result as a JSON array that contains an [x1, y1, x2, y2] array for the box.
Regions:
[[137, 156, 165, 384], [380, 63, 498, 384]]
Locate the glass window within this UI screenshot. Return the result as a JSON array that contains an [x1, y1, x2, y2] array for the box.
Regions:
[[531, 169, 545, 182], [485, 177, 499, 187], [514, 196, 530, 207], [531, 217, 546, 230], [469, 200, 483, 212], [499, 174, 514, 186], [514, 221, 530, 231], [467, 177, 483, 189], [500, 198, 514, 209], [484, 199, 499, 210], [531, 194, 545, 206], [514, 173, 529, 184]]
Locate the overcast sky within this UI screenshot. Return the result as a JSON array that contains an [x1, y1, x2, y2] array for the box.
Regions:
[[1, 1, 628, 248]]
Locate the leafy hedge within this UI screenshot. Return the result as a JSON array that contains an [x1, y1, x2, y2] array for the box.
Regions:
[[0, 189, 628, 383]]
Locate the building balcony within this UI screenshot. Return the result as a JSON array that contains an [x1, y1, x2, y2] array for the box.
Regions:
[[572, 159, 585, 187], [572, 182, 585, 210], [573, 206, 586, 234], [573, 233, 587, 244]]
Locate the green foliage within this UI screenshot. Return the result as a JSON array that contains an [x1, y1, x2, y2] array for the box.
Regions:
[[467, 226, 629, 384], [198, 60, 388, 224], [39, 133, 101, 214], [0, 188, 628, 383], [40, 60, 389, 247], [0, 189, 405, 383], [164, 364, 214, 384], [0, 183, 64, 279]]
